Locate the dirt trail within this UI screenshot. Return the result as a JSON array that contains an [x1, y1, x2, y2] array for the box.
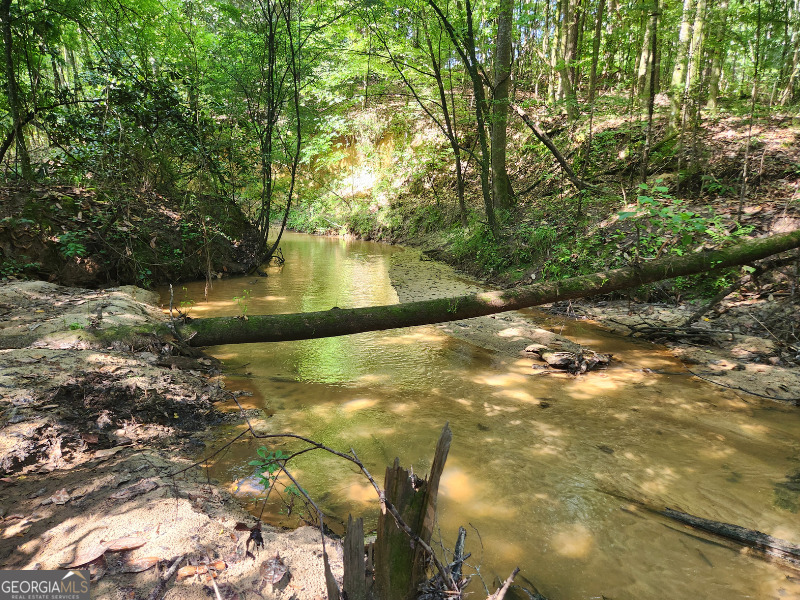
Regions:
[[0, 281, 341, 600]]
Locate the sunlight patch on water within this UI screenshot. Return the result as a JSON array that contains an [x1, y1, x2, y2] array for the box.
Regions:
[[563, 379, 620, 400], [491, 541, 525, 564], [355, 373, 390, 384], [509, 360, 534, 374], [340, 398, 377, 413], [375, 330, 448, 345], [698, 445, 736, 460], [344, 481, 378, 505], [472, 373, 529, 387], [738, 422, 771, 436], [440, 468, 476, 503], [552, 523, 594, 558]]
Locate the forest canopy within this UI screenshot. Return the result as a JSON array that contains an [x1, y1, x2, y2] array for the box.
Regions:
[[1, 0, 799, 261]]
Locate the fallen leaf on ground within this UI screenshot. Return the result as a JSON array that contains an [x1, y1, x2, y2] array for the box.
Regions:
[[260, 554, 288, 585], [106, 536, 148, 552], [95, 447, 125, 459], [121, 557, 160, 573], [67, 543, 108, 568], [51, 488, 70, 505], [110, 479, 157, 500], [177, 565, 208, 580], [2, 514, 25, 521], [210, 560, 227, 572]]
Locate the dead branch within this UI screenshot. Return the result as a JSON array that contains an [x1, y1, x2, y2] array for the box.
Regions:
[[167, 395, 459, 596], [685, 366, 800, 403], [510, 104, 596, 192], [146, 555, 185, 600], [661, 508, 800, 566], [487, 568, 520, 600], [599, 488, 800, 568]]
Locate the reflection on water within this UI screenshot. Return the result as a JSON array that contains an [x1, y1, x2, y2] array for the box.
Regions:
[[163, 232, 800, 600]]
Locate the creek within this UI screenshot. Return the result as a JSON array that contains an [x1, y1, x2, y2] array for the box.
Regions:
[[163, 232, 800, 599]]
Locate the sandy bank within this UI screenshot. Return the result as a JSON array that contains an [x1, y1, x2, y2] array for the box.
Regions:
[[0, 281, 341, 600], [388, 249, 800, 403]]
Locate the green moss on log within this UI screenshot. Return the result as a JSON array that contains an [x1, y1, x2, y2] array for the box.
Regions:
[[182, 230, 800, 347]]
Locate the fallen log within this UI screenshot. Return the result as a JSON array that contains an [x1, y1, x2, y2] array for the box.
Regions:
[[661, 508, 800, 566], [510, 103, 595, 192], [181, 229, 800, 346], [601, 487, 800, 568]]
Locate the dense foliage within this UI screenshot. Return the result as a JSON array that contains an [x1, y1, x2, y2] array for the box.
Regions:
[[2, 0, 799, 284]]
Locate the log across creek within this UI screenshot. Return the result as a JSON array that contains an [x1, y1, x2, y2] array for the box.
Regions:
[[180, 230, 800, 347]]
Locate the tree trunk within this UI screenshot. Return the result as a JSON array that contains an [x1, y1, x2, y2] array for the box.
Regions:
[[706, 0, 729, 113], [685, 0, 707, 114], [373, 425, 451, 600], [425, 0, 498, 236], [491, 0, 514, 209], [583, 0, 606, 173], [779, 0, 800, 105], [669, 0, 695, 130], [1, 0, 34, 180], [556, 0, 579, 120], [738, 0, 762, 220], [641, 0, 660, 182], [182, 229, 800, 346], [423, 19, 468, 227], [587, 0, 605, 106], [545, 0, 557, 105], [636, 8, 654, 99], [262, 0, 301, 265]]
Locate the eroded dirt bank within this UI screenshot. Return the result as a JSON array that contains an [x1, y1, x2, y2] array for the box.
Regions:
[[0, 281, 341, 600]]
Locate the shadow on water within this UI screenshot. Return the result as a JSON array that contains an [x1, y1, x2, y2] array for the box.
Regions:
[[161, 232, 800, 600]]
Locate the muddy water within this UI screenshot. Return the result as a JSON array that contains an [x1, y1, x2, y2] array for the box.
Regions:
[[166, 232, 800, 599]]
